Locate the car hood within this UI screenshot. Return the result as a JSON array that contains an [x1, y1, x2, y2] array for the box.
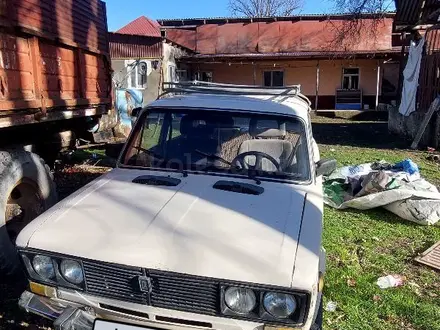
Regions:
[[17, 168, 307, 287]]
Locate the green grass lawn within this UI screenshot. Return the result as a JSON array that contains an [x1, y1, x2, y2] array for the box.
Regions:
[[319, 144, 440, 330]]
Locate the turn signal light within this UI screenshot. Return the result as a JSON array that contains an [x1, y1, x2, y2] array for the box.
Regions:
[[29, 281, 57, 298]]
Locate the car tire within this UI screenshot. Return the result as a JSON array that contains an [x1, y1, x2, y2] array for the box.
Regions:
[[311, 298, 323, 330], [0, 150, 58, 276]]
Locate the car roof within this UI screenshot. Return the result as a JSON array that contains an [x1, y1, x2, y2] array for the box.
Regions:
[[147, 94, 311, 119]]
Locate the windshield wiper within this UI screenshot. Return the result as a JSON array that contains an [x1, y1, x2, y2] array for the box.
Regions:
[[133, 146, 162, 158], [195, 150, 232, 166], [194, 150, 261, 184], [132, 146, 188, 177]]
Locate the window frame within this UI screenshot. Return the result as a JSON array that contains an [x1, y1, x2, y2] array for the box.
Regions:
[[125, 60, 148, 89], [263, 70, 285, 87], [341, 67, 360, 90]]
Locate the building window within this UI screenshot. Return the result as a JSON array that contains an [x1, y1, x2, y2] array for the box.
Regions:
[[126, 60, 148, 89], [342, 68, 359, 90], [263, 71, 284, 87], [196, 71, 213, 82]]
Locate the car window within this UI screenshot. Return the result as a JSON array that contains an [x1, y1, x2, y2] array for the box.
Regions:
[[122, 109, 310, 182]]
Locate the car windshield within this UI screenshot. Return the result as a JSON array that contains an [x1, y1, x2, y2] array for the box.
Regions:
[[121, 109, 310, 181]]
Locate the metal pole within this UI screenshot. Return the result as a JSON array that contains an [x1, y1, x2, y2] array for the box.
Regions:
[[375, 61, 381, 110], [315, 60, 320, 111], [253, 63, 257, 85]]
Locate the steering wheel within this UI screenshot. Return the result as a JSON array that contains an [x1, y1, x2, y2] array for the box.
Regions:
[[232, 151, 281, 171]]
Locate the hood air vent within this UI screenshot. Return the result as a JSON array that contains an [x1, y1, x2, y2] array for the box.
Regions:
[[132, 175, 181, 186], [213, 180, 264, 195]]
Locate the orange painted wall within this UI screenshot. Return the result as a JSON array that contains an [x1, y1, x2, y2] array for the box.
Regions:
[[194, 58, 383, 96]]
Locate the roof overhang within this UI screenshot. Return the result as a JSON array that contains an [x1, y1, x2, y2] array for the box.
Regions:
[[158, 13, 396, 29], [163, 37, 195, 54], [179, 50, 401, 62], [395, 0, 440, 31]]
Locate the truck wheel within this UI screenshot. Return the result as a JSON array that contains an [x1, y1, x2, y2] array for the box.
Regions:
[[0, 150, 57, 275]]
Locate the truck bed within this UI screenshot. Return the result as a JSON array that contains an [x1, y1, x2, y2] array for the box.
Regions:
[[0, 0, 111, 128]]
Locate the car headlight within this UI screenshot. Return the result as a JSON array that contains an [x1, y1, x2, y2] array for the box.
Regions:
[[263, 292, 297, 318], [60, 260, 84, 284], [32, 255, 55, 280], [224, 287, 256, 314]]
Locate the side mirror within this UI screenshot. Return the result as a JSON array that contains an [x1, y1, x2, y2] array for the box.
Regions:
[[105, 143, 125, 159], [316, 158, 337, 177], [131, 107, 143, 117]]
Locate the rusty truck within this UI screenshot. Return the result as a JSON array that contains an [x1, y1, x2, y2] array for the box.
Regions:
[[0, 0, 114, 274]]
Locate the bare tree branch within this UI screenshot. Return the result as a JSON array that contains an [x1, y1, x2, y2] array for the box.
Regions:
[[229, 0, 303, 17], [332, 0, 393, 16], [323, 0, 394, 50]]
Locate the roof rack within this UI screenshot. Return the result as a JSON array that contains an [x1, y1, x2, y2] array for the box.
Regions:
[[160, 81, 310, 105]]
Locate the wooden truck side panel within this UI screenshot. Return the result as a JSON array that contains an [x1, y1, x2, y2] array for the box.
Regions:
[[0, 0, 111, 125]]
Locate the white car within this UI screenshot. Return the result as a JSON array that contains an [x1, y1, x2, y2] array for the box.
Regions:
[[16, 83, 335, 330]]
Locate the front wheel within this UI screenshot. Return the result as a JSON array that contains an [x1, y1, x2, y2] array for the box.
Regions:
[[0, 150, 58, 276]]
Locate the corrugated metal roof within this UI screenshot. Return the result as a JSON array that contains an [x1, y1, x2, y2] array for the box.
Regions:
[[395, 0, 440, 29], [185, 50, 400, 59], [166, 18, 395, 55], [117, 16, 161, 37], [158, 12, 396, 26], [109, 33, 162, 59]]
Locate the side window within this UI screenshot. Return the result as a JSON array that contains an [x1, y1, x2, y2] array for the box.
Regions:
[[137, 62, 147, 88], [141, 114, 164, 150], [342, 68, 359, 90], [126, 60, 148, 89], [170, 114, 182, 139], [263, 71, 284, 87]]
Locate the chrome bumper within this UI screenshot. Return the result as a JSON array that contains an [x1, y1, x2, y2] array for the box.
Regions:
[[19, 291, 95, 330], [19, 290, 310, 330]]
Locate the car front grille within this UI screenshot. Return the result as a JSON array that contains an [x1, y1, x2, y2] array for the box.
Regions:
[[82, 260, 147, 304], [149, 270, 219, 315], [83, 260, 219, 315]]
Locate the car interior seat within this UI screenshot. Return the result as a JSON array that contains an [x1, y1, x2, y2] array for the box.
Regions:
[[237, 119, 294, 172]]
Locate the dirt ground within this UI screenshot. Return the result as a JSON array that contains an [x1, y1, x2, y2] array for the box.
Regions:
[[311, 118, 412, 149]]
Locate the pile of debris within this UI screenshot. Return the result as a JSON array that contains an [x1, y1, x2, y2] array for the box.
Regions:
[[324, 159, 440, 225]]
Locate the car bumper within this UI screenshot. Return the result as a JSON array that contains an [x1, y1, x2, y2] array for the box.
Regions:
[[19, 289, 313, 330], [19, 291, 94, 329]]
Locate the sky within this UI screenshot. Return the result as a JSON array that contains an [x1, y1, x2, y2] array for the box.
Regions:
[[104, 0, 335, 32]]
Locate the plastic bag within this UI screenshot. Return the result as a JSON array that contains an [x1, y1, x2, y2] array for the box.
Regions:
[[393, 159, 419, 175]]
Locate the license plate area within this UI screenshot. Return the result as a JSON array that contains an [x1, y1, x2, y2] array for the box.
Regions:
[[94, 319, 152, 330]]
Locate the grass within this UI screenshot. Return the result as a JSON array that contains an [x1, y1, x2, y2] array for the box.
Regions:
[[319, 144, 440, 330]]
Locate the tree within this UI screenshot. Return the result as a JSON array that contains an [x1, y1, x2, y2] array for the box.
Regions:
[[229, 0, 303, 17], [331, 0, 394, 16]]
